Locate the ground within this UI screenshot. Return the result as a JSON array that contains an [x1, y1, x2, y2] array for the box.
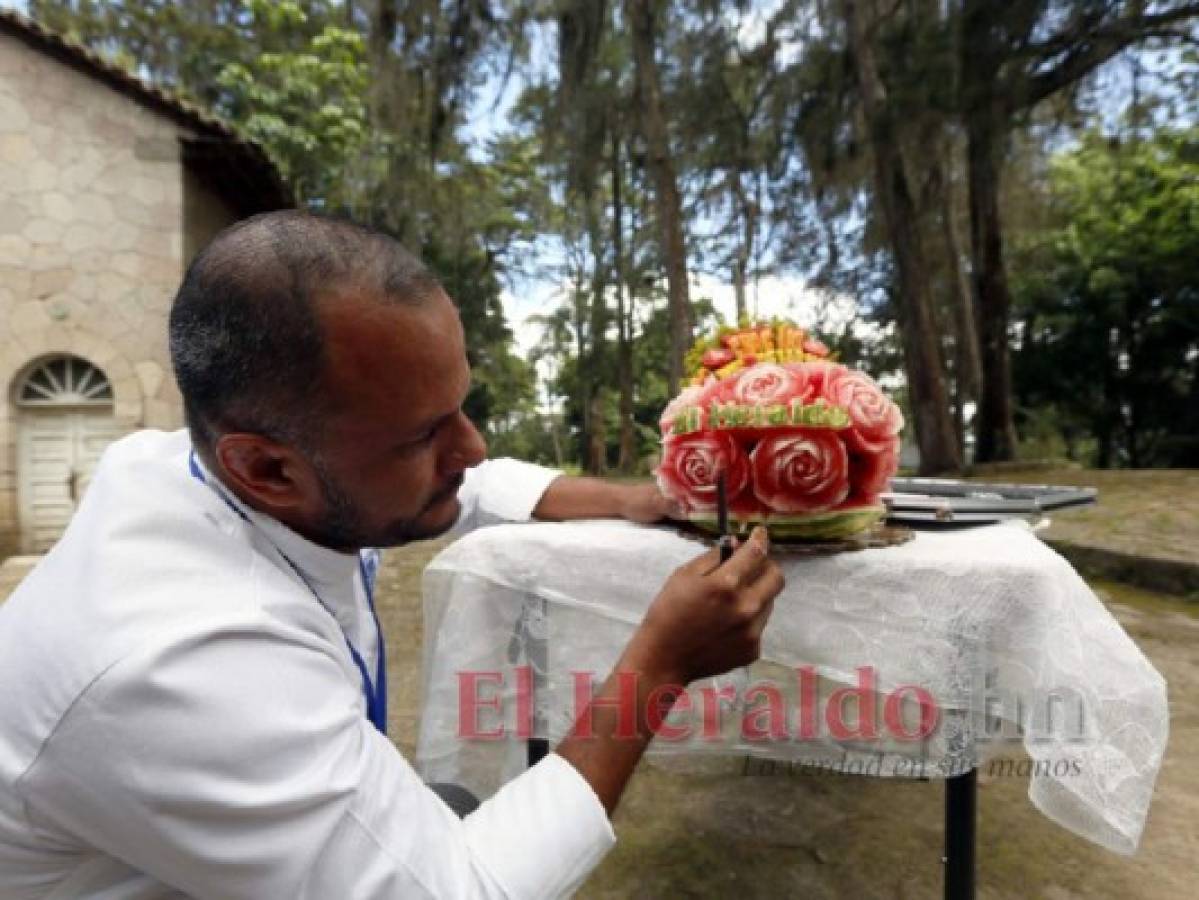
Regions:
[[969, 468, 1199, 571], [371, 485, 1198, 900], [2, 473, 1196, 897]]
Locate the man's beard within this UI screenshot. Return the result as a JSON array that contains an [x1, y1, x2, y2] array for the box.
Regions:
[[308, 454, 462, 551]]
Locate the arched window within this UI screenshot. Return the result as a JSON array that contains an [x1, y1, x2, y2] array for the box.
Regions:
[[17, 355, 113, 408]]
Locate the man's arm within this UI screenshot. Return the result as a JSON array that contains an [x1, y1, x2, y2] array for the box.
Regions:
[[24, 617, 613, 900], [532, 476, 682, 525], [452, 459, 682, 539], [556, 528, 780, 813], [25, 530, 780, 899]]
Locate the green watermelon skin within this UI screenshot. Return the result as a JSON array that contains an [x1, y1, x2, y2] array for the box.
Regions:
[[689, 505, 884, 542]]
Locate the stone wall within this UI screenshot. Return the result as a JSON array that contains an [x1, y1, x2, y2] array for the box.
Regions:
[[0, 32, 237, 554]]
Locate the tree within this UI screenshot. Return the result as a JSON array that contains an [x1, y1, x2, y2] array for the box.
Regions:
[[953, 0, 1199, 462], [674, 2, 791, 324], [31, 1, 368, 211], [216, 3, 376, 211], [627, 0, 692, 395], [552, 0, 615, 473], [30, 0, 340, 107], [926, 133, 984, 454], [1011, 128, 1199, 467], [611, 131, 637, 472], [842, 0, 962, 473]]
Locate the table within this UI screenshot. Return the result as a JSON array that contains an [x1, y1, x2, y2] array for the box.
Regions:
[[416, 519, 1168, 895]]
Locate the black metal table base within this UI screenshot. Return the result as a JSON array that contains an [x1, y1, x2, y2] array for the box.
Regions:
[[944, 769, 977, 900], [527, 737, 549, 768]]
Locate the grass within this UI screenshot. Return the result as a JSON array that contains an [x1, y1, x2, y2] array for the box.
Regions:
[[966, 468, 1199, 565]]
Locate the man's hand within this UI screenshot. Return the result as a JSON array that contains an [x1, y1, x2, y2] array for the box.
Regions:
[[618, 481, 684, 524], [555, 526, 783, 814], [624, 525, 782, 684]]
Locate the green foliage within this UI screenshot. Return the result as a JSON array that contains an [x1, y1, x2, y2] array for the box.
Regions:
[[420, 237, 535, 432], [30, 0, 342, 104], [1012, 128, 1199, 467], [216, 5, 377, 210]]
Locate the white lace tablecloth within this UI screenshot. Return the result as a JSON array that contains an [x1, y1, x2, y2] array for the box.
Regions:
[[415, 519, 1168, 854]]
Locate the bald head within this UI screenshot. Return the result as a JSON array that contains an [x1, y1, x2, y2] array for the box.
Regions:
[[169, 211, 441, 453]]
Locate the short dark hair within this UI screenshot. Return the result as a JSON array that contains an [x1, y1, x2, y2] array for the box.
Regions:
[[169, 210, 441, 453]]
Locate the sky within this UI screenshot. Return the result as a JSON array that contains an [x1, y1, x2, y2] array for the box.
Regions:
[[460, 2, 836, 357], [499, 273, 859, 359]]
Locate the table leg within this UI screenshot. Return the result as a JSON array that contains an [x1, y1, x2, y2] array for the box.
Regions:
[[527, 737, 549, 767], [523, 594, 549, 769], [943, 768, 977, 900]]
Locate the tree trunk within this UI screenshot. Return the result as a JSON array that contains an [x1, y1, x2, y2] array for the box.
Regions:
[[965, 106, 1020, 462], [571, 266, 590, 468], [732, 258, 748, 325], [846, 0, 961, 474], [1097, 326, 1118, 468], [1187, 351, 1199, 438], [628, 0, 692, 395], [588, 390, 608, 474], [368, 1, 397, 105], [730, 173, 755, 324], [612, 135, 637, 473], [617, 321, 636, 472], [938, 138, 984, 459], [584, 193, 608, 475], [550, 413, 565, 468]]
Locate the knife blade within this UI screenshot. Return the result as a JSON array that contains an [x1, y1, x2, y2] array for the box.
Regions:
[[716, 470, 734, 563]]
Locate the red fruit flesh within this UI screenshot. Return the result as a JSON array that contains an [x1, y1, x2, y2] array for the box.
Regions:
[[702, 348, 736, 369]]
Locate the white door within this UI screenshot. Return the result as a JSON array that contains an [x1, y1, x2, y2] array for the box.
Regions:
[[15, 356, 121, 553], [17, 411, 123, 552]]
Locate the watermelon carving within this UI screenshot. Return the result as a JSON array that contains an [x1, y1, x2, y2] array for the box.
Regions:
[[656, 321, 903, 540]]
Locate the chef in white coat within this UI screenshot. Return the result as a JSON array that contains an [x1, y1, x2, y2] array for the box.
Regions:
[[0, 211, 782, 899]]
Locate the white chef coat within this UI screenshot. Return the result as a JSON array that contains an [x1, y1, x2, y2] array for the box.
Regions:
[[0, 429, 615, 899]]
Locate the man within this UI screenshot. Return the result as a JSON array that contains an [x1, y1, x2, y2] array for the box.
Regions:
[[0, 212, 782, 899]]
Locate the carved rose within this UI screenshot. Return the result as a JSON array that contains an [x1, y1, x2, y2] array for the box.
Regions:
[[732, 363, 808, 406], [821, 367, 905, 455], [785, 361, 845, 401], [848, 436, 900, 502], [750, 430, 850, 513], [655, 431, 750, 512]]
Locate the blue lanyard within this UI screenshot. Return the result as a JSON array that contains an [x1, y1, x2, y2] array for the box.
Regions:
[[189, 452, 389, 735]]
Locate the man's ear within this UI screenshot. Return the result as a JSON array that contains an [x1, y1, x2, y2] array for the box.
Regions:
[[213, 432, 315, 514]]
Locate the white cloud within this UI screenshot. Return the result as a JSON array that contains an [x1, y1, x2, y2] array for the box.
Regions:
[[729, 0, 806, 67], [499, 272, 897, 411], [501, 281, 570, 357], [688, 272, 860, 333], [502, 272, 864, 357]]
